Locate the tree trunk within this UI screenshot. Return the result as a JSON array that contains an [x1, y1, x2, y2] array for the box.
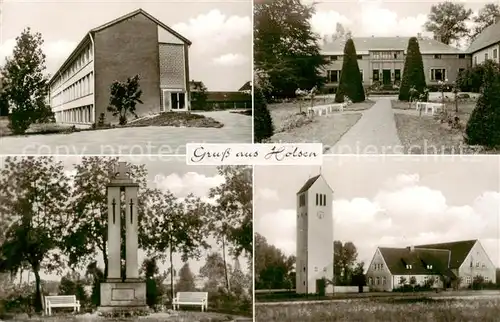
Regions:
[[169, 246, 174, 304], [102, 244, 108, 280], [222, 236, 230, 291], [33, 267, 43, 313]]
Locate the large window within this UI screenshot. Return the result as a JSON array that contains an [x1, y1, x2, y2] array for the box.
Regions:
[[372, 51, 400, 60], [373, 69, 379, 81], [430, 68, 446, 81], [494, 49, 498, 59], [327, 70, 340, 83]]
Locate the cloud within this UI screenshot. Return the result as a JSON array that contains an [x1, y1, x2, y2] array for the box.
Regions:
[[172, 9, 251, 54], [155, 172, 224, 198], [213, 53, 248, 66], [310, 10, 352, 38], [255, 187, 279, 202], [311, 3, 428, 38], [256, 174, 500, 266], [0, 38, 77, 75]]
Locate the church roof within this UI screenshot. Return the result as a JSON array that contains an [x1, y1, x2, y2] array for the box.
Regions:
[[296, 175, 320, 194], [377, 239, 477, 276]]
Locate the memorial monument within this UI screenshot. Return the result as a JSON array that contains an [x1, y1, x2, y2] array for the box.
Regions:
[[99, 162, 148, 313]]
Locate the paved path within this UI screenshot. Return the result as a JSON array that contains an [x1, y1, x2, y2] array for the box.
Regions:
[[327, 98, 403, 154], [0, 111, 251, 155]]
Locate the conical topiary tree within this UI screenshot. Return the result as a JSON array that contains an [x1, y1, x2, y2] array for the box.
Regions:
[[465, 60, 500, 148], [335, 38, 365, 103], [399, 37, 427, 101], [254, 86, 274, 143]]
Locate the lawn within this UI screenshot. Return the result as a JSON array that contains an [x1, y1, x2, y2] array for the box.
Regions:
[[0, 112, 223, 137], [391, 99, 496, 154], [267, 99, 375, 149], [255, 297, 500, 322]]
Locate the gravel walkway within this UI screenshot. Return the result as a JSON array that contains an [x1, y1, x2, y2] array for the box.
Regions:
[[328, 98, 403, 154]]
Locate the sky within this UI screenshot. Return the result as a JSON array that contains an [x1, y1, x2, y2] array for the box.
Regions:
[[255, 155, 500, 270], [0, 0, 252, 91], [306, 0, 495, 48], [0, 155, 247, 282]]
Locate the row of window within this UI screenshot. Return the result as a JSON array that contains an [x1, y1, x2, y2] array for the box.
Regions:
[[469, 261, 487, 268], [316, 193, 327, 206], [373, 263, 384, 270], [324, 53, 468, 62], [326, 68, 463, 83], [52, 72, 94, 105], [53, 45, 93, 90], [473, 49, 499, 65], [368, 275, 491, 286]]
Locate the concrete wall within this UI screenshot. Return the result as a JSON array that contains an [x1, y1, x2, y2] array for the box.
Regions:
[[472, 43, 500, 65], [333, 286, 370, 293], [458, 241, 496, 287], [94, 13, 161, 123]]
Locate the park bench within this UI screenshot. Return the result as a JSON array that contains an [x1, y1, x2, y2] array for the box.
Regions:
[[307, 103, 346, 116], [44, 295, 81, 316], [415, 102, 444, 115], [172, 291, 208, 312]]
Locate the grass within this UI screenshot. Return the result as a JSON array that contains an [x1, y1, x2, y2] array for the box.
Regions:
[[255, 297, 500, 321], [391, 99, 497, 154], [0, 112, 223, 137]]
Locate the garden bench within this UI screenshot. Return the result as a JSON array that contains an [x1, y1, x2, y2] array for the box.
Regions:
[[415, 102, 444, 115], [307, 103, 346, 116], [172, 291, 208, 312], [44, 295, 81, 316]]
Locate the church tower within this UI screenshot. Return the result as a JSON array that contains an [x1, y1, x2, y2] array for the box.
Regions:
[[296, 174, 334, 294]]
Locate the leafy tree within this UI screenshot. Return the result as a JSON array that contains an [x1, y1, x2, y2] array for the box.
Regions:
[[85, 261, 104, 307], [0, 156, 70, 313], [190, 80, 208, 110], [199, 252, 229, 293], [140, 189, 210, 300], [424, 1, 473, 45], [229, 258, 251, 296], [254, 233, 295, 290], [465, 60, 500, 147], [351, 262, 366, 290], [59, 272, 87, 306], [0, 28, 52, 134], [254, 86, 274, 143], [335, 38, 365, 103], [456, 64, 486, 93], [470, 3, 500, 41], [0, 81, 9, 116], [175, 262, 196, 292], [254, 0, 327, 98], [107, 74, 143, 125], [333, 241, 358, 286], [208, 166, 252, 290], [140, 257, 168, 309], [62, 157, 148, 278], [399, 37, 427, 101]]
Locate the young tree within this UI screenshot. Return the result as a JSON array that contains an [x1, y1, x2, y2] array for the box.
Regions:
[[470, 3, 500, 41], [334, 241, 358, 286], [175, 262, 196, 292], [335, 38, 365, 103], [85, 261, 104, 307], [254, 0, 327, 97], [253, 86, 274, 143], [399, 37, 427, 101], [140, 257, 164, 308], [0, 156, 70, 312], [62, 157, 148, 278], [190, 80, 208, 110], [465, 60, 500, 148], [140, 189, 210, 300], [107, 75, 143, 125], [424, 2, 473, 45], [199, 252, 228, 293], [1, 28, 52, 134]]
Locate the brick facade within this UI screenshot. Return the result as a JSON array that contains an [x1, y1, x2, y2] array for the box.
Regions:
[[94, 13, 161, 123]]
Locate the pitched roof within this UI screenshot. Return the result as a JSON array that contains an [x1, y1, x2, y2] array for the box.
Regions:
[[379, 247, 454, 276], [321, 37, 465, 55], [238, 81, 252, 92], [49, 8, 190, 85], [297, 175, 320, 194], [414, 240, 477, 269], [467, 20, 500, 53]]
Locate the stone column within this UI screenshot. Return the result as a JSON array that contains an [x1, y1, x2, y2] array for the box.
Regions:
[[125, 186, 139, 279], [107, 186, 121, 279]]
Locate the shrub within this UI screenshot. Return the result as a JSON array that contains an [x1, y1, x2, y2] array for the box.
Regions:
[[399, 37, 426, 101], [254, 86, 274, 142], [465, 60, 500, 148], [335, 39, 365, 103], [107, 75, 143, 125]]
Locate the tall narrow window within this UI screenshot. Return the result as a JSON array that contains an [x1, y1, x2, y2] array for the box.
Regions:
[[316, 193, 319, 206]]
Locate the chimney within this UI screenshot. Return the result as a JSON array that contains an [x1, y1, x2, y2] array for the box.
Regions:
[[434, 34, 442, 43]]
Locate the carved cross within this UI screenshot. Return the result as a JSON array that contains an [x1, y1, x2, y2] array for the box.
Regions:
[[116, 162, 129, 179], [129, 199, 134, 224], [112, 198, 116, 224]]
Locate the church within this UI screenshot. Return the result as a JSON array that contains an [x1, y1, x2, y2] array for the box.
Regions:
[[295, 174, 334, 294]]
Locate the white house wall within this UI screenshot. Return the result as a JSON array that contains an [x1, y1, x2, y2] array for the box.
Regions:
[[158, 25, 185, 44], [458, 241, 496, 286], [472, 43, 500, 65]]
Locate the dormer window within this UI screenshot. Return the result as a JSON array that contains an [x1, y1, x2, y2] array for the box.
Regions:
[[406, 264, 412, 269], [427, 265, 433, 269]]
